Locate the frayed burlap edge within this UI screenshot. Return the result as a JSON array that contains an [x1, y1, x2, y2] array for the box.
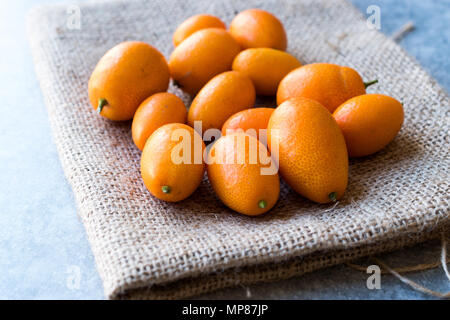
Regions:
[[27, 0, 450, 299], [115, 226, 448, 299]]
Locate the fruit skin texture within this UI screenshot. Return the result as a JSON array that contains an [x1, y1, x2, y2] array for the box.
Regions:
[[169, 28, 241, 95], [88, 41, 170, 121], [333, 94, 404, 157], [207, 133, 280, 216], [267, 97, 348, 203], [173, 14, 226, 47], [222, 107, 274, 142], [276, 63, 366, 113], [132, 93, 187, 151], [141, 123, 205, 202], [229, 9, 287, 51], [232, 48, 301, 95], [188, 71, 256, 132]]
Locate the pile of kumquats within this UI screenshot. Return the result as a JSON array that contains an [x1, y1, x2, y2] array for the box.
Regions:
[[88, 9, 404, 216]]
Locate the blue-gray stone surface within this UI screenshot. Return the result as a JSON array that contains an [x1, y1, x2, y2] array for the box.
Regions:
[[0, 0, 448, 299]]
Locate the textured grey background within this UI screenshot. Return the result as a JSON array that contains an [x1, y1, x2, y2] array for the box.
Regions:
[[0, 0, 448, 299]]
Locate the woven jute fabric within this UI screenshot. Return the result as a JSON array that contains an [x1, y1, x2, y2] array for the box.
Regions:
[[27, 0, 449, 299]]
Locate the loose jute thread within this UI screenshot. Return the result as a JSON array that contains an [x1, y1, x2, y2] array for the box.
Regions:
[[391, 21, 415, 42], [441, 234, 450, 282], [347, 233, 450, 299], [27, 0, 450, 299]]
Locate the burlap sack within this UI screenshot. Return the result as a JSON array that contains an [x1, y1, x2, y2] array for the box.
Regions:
[[27, 0, 449, 299]]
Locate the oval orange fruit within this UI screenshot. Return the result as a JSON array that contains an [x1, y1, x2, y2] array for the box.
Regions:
[[173, 14, 226, 47], [169, 28, 241, 95], [232, 48, 301, 95], [333, 94, 404, 157], [267, 97, 348, 203], [207, 133, 280, 215], [141, 123, 205, 202], [88, 41, 170, 121], [188, 71, 255, 133], [229, 9, 287, 51], [276, 63, 376, 113], [132, 93, 187, 151], [222, 107, 274, 142]]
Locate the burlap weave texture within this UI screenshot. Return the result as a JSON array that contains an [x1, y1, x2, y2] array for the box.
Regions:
[[27, 0, 449, 299]]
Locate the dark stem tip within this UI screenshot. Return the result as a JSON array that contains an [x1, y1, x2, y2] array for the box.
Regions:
[[328, 192, 338, 202], [161, 185, 171, 194], [97, 98, 108, 114], [364, 79, 378, 89], [258, 200, 267, 209]]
